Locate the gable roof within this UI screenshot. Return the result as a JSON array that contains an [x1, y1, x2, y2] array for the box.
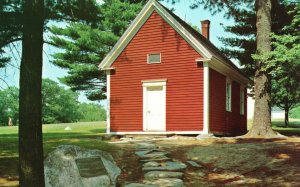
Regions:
[[99, 0, 249, 85]]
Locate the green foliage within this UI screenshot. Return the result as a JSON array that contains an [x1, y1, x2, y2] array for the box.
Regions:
[[42, 78, 81, 124], [0, 0, 105, 69], [78, 103, 106, 122], [49, 0, 144, 101], [290, 106, 300, 119], [0, 79, 107, 125], [0, 87, 19, 126]]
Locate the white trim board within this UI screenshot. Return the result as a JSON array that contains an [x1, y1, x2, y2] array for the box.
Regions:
[[203, 62, 210, 134], [106, 70, 111, 134], [109, 131, 204, 135]]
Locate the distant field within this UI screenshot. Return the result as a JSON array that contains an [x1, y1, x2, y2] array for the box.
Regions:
[[0, 121, 111, 159], [0, 121, 106, 136]]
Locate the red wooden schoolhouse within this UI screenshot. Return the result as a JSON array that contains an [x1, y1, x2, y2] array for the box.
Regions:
[[99, 0, 248, 135]]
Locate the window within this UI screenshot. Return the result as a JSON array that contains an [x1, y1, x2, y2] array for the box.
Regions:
[[148, 53, 161, 64], [226, 79, 232, 112], [240, 87, 245, 115]]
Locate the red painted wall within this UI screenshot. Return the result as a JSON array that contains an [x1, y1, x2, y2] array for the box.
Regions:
[[209, 69, 247, 135], [110, 11, 203, 132], [209, 68, 226, 133]]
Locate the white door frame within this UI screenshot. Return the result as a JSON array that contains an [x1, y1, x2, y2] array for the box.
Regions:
[[142, 79, 167, 131]]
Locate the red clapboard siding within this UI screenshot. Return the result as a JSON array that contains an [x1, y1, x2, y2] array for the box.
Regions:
[[209, 68, 247, 134], [209, 68, 227, 133], [110, 11, 203, 132]]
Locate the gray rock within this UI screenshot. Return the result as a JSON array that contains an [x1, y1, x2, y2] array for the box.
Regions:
[[144, 171, 183, 180], [140, 157, 171, 162], [144, 178, 184, 187], [135, 150, 167, 158], [143, 161, 160, 167], [143, 161, 187, 171], [135, 150, 152, 157], [196, 134, 215, 139], [186, 161, 202, 168], [44, 145, 121, 187], [141, 152, 167, 158], [136, 143, 157, 150], [124, 183, 158, 187]]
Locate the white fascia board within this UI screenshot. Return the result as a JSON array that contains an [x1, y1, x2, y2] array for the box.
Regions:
[[99, 0, 212, 70], [109, 131, 203, 135], [206, 56, 249, 86]]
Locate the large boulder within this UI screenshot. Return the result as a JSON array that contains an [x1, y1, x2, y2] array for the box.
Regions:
[[44, 145, 121, 187]]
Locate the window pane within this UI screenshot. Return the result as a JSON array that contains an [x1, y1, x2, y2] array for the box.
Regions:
[[148, 54, 161, 63]]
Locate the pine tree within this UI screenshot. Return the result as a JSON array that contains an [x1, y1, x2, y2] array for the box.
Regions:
[[49, 0, 144, 100], [19, 0, 45, 185], [1, 0, 105, 185]]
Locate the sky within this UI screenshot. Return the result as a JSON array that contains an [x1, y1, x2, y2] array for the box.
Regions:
[[0, 0, 235, 105]]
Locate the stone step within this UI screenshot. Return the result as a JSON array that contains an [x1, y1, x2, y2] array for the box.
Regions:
[[124, 183, 158, 187], [144, 178, 184, 187], [144, 171, 183, 180], [143, 161, 187, 172]]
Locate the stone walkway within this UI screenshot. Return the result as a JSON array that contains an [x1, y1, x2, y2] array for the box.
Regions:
[[124, 141, 187, 187]]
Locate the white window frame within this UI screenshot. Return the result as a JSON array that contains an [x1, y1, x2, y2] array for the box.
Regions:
[[240, 86, 245, 115], [226, 78, 232, 112], [147, 53, 161, 64]]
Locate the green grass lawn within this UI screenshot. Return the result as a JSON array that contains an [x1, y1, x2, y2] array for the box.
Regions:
[[0, 121, 120, 181], [247, 118, 300, 136]]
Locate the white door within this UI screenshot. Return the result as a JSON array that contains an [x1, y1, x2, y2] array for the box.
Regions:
[[145, 86, 166, 131]]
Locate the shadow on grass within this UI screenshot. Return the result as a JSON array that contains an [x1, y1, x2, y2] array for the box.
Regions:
[[273, 128, 300, 136]]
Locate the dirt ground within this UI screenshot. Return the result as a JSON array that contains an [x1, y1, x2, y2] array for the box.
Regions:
[[115, 137, 300, 187], [1, 137, 300, 187]]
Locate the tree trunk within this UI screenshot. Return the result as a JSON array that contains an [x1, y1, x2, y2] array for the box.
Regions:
[[245, 0, 278, 138], [19, 0, 45, 186], [284, 109, 289, 128]]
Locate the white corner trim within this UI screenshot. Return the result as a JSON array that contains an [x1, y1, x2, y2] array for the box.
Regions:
[[203, 62, 210, 134], [142, 79, 167, 132], [106, 70, 111, 134], [99, 0, 212, 70], [109, 131, 203, 135]]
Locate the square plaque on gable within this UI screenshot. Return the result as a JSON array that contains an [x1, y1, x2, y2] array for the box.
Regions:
[[75, 157, 108, 178]]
